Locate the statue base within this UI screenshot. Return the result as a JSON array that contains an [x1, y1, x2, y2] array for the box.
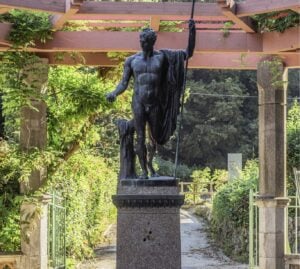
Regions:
[[112, 177, 184, 269]]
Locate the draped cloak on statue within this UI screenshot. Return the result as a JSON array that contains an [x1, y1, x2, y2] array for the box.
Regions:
[[116, 119, 136, 180], [148, 49, 186, 145]]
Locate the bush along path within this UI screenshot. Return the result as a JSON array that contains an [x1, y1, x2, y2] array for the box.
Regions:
[[78, 210, 248, 269]]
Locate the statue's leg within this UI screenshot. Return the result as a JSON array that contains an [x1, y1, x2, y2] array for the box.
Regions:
[[147, 128, 159, 177], [147, 107, 160, 177], [134, 105, 148, 179]]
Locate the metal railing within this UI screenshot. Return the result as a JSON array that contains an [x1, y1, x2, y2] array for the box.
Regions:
[[48, 192, 66, 269], [249, 188, 300, 268], [249, 189, 259, 269], [179, 181, 213, 205], [286, 195, 300, 254]]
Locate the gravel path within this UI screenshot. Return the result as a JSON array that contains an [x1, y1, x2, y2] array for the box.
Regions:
[[79, 210, 248, 269], [181, 210, 247, 269]]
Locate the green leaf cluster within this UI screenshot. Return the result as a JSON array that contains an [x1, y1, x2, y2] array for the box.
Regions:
[[50, 151, 117, 260], [160, 70, 258, 169], [252, 10, 299, 33], [210, 160, 258, 262], [153, 156, 192, 179], [191, 167, 228, 192], [0, 9, 53, 47]]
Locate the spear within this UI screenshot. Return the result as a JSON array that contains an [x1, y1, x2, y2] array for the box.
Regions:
[[174, 0, 196, 180]]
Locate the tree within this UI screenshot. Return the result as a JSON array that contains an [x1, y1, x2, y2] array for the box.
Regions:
[[160, 70, 258, 169]]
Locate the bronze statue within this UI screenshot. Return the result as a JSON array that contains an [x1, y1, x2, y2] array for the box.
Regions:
[[107, 20, 196, 179]]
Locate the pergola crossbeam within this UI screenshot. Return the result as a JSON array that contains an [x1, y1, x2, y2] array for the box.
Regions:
[[150, 16, 161, 32], [236, 0, 300, 17], [0, 1, 298, 69], [0, 0, 68, 14], [51, 5, 80, 30], [0, 23, 299, 55], [217, 0, 255, 33], [0, 0, 298, 20], [35, 51, 299, 69]]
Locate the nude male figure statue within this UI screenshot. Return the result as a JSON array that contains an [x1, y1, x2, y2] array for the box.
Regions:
[[107, 20, 196, 179]]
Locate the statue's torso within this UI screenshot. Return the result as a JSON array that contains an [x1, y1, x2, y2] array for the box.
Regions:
[[131, 51, 164, 105]]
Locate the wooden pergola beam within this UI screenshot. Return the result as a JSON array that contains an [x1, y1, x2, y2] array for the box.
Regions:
[[263, 27, 300, 52], [70, 15, 228, 22], [36, 52, 300, 69], [17, 31, 264, 53], [150, 16, 161, 32], [0, 22, 298, 54], [217, 0, 255, 33], [236, 0, 300, 17], [0, 23, 11, 46], [0, 0, 68, 14], [77, 2, 223, 17], [0, 6, 10, 14], [0, 1, 298, 20], [51, 5, 79, 30]]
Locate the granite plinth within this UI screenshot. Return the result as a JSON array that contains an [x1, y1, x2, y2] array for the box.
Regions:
[[114, 177, 183, 269]]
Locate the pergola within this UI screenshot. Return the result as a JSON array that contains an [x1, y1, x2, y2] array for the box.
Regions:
[[0, 1, 299, 269], [0, 0, 299, 69]]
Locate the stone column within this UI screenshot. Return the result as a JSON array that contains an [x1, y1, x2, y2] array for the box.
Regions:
[[19, 58, 49, 269], [256, 56, 289, 269], [113, 177, 184, 269]]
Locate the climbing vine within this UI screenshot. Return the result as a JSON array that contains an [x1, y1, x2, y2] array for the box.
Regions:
[[0, 9, 53, 48], [252, 10, 299, 33], [0, 9, 123, 256]]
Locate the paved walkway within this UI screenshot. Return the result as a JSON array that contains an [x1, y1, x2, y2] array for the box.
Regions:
[[79, 210, 248, 269]]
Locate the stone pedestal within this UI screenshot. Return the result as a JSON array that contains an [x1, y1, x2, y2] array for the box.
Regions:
[[112, 177, 184, 269]]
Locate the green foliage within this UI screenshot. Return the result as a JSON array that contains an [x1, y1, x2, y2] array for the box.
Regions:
[[159, 21, 184, 32], [192, 167, 228, 192], [153, 156, 192, 179], [221, 21, 234, 37], [160, 70, 258, 169], [252, 10, 299, 33], [191, 167, 211, 190], [0, 58, 126, 256], [51, 152, 117, 260], [287, 100, 300, 172], [0, 9, 53, 47], [287, 100, 300, 195], [0, 194, 22, 251], [211, 160, 258, 262], [0, 52, 45, 138]]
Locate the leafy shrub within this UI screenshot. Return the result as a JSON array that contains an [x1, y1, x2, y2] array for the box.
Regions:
[[154, 156, 192, 179], [0, 195, 21, 252], [192, 167, 228, 192], [287, 100, 300, 172], [52, 151, 118, 260], [211, 160, 258, 262]]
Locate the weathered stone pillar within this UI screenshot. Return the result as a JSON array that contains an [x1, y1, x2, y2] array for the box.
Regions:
[[113, 177, 184, 269], [19, 58, 49, 269], [256, 56, 289, 269]]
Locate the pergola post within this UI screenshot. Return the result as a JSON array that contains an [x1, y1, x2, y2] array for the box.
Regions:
[[256, 56, 290, 269], [19, 58, 49, 269]]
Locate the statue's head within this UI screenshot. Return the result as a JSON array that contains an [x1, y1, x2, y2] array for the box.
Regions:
[[139, 28, 157, 51]]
